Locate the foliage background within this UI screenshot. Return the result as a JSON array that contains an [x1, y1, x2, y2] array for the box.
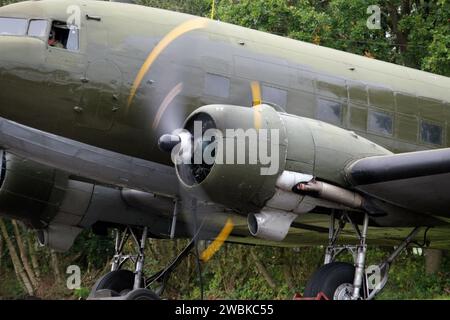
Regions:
[[0, 0, 449, 300], [1, 227, 449, 300]]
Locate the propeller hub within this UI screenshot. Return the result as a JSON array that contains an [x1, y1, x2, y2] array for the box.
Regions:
[[158, 134, 181, 153]]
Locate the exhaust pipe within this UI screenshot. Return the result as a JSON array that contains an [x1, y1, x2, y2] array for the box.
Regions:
[[296, 180, 364, 209], [247, 171, 366, 243], [248, 210, 297, 241]]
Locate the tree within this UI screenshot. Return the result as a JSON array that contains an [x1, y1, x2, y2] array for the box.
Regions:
[[216, 0, 449, 76], [425, 249, 442, 275], [0, 0, 19, 6], [11, 220, 38, 288], [27, 233, 41, 280], [0, 219, 34, 295]]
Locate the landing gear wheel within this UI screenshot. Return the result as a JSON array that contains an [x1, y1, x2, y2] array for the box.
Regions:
[[124, 288, 161, 300], [304, 262, 355, 300], [90, 270, 135, 297]]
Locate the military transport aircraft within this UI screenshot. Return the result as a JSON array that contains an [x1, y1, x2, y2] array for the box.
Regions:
[[0, 0, 449, 300]]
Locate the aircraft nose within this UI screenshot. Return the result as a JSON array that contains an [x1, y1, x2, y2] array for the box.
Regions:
[[0, 36, 46, 66]]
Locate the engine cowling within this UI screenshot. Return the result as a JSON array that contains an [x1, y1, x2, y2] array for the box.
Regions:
[[0, 150, 70, 228], [172, 104, 391, 214]]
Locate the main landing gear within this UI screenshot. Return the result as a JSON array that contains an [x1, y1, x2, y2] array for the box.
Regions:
[[303, 212, 421, 300], [89, 225, 197, 300]]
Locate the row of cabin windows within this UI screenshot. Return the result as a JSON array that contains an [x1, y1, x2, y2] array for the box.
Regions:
[[205, 71, 445, 114], [0, 17, 79, 51], [204, 73, 445, 146], [320, 99, 443, 146]]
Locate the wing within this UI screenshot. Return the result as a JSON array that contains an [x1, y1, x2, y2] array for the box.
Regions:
[[345, 148, 450, 218]]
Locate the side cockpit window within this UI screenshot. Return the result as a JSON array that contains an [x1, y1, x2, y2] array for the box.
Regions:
[[28, 20, 49, 38], [0, 17, 27, 36], [48, 20, 79, 51]]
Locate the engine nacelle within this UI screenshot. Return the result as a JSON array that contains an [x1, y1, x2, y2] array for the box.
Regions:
[[174, 104, 391, 214], [0, 151, 78, 229], [0, 151, 174, 251]]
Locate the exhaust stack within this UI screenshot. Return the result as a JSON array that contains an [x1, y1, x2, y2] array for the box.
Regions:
[[296, 180, 364, 209], [248, 210, 297, 241]]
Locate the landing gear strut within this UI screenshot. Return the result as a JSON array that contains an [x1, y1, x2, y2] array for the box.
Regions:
[[89, 226, 159, 300], [111, 226, 148, 290], [89, 224, 201, 300], [304, 212, 421, 300]]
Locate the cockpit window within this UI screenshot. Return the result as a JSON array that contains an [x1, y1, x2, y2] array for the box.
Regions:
[[28, 20, 49, 38], [0, 17, 27, 36], [48, 21, 79, 51]]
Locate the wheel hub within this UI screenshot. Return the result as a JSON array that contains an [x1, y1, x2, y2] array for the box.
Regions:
[[333, 283, 354, 300]]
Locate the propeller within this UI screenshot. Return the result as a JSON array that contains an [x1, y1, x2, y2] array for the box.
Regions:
[[125, 16, 234, 266], [158, 115, 234, 262]]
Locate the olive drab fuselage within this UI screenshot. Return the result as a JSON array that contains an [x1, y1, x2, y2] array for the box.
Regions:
[[0, 0, 449, 173]]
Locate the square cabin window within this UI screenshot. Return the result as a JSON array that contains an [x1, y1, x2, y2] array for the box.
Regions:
[[368, 110, 393, 136], [28, 20, 49, 38], [421, 121, 442, 145], [204, 73, 230, 98], [262, 85, 287, 109], [316, 98, 342, 125]]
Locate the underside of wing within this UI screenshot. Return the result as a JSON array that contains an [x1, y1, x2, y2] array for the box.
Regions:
[[346, 148, 450, 218]]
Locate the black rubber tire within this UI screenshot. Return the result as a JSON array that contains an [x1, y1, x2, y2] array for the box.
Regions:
[[91, 270, 135, 295], [304, 262, 355, 300], [125, 288, 160, 300]]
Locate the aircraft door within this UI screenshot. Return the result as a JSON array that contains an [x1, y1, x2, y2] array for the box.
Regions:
[[77, 59, 122, 131], [76, 17, 122, 131]]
